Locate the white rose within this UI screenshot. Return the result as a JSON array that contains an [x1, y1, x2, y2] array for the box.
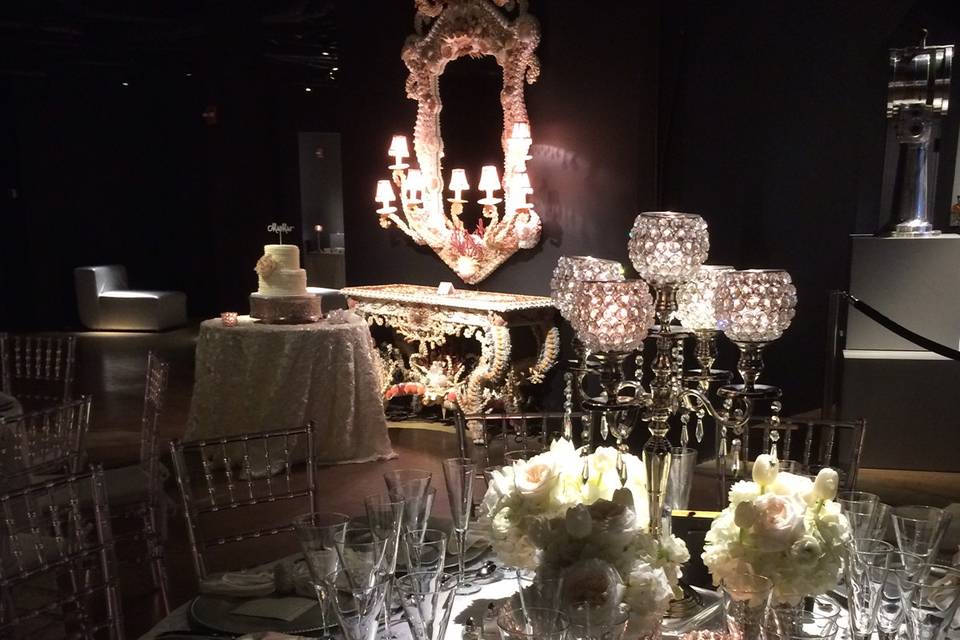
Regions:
[[752, 454, 779, 487], [514, 456, 557, 497], [817, 500, 851, 545], [750, 493, 805, 552], [770, 472, 813, 499], [790, 535, 824, 567], [812, 468, 839, 502], [565, 505, 592, 539]]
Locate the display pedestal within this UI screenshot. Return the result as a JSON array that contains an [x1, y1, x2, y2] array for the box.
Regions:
[[841, 235, 960, 471]]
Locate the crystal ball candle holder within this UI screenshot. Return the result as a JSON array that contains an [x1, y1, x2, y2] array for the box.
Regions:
[[549, 256, 625, 322], [715, 269, 797, 397], [714, 269, 797, 344], [569, 279, 655, 354], [628, 211, 710, 287], [676, 265, 734, 331]]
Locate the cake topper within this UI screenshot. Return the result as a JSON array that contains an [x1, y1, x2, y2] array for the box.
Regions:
[[267, 222, 294, 244]]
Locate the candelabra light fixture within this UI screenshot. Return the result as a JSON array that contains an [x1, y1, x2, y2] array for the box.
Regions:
[[551, 211, 798, 541], [374, 0, 543, 285]]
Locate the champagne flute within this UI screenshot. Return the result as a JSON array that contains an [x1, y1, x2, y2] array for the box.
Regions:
[[365, 494, 405, 639], [442, 457, 480, 595], [292, 511, 350, 638]]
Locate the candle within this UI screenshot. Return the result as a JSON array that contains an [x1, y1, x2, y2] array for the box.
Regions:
[[221, 312, 238, 327], [388, 135, 409, 169], [375, 180, 396, 213], [478, 165, 502, 205], [448, 169, 469, 201]]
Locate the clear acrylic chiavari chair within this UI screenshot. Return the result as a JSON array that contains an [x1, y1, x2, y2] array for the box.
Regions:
[[170, 424, 318, 581], [95, 351, 172, 612], [0, 333, 77, 411], [0, 466, 124, 640], [717, 417, 867, 503], [0, 395, 92, 484]]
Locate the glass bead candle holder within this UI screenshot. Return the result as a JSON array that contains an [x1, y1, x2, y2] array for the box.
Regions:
[[549, 255, 625, 322], [221, 312, 239, 327], [715, 269, 797, 397], [569, 279, 655, 354], [628, 211, 710, 287], [677, 265, 734, 375]]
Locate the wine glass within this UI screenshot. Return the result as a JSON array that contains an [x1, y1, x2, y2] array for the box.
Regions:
[[394, 572, 459, 640], [891, 505, 951, 563], [292, 511, 350, 638], [845, 538, 893, 640], [403, 528, 448, 575], [323, 568, 391, 640], [384, 469, 433, 533], [365, 494, 405, 639], [442, 457, 480, 595]]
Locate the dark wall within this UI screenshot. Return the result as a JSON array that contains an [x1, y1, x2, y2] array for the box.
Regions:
[[337, 1, 661, 295], [657, 0, 960, 413]]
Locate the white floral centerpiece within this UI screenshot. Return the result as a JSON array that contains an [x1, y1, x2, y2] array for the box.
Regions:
[[702, 454, 852, 604], [478, 439, 690, 634]]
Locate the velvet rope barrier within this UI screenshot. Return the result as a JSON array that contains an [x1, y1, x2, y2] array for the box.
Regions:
[[841, 291, 960, 361]]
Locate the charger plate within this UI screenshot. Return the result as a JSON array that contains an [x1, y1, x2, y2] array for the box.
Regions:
[[188, 594, 328, 636]]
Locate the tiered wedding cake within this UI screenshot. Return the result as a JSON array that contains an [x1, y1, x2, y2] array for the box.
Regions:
[[250, 244, 320, 323]]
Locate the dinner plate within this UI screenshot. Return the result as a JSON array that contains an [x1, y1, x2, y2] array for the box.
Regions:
[[188, 593, 328, 636]]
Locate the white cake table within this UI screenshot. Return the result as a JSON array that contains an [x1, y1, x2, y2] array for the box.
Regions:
[[184, 315, 394, 465]]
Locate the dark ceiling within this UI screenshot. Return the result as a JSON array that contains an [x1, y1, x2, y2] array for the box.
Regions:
[[0, 1, 340, 88]]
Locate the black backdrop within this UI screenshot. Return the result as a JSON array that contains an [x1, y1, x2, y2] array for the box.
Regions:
[[2, 0, 958, 414]]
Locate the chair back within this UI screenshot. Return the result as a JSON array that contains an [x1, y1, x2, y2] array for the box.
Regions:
[[0, 467, 123, 639], [455, 409, 590, 463], [0, 333, 77, 410], [140, 352, 169, 500], [0, 396, 92, 481], [170, 424, 317, 580], [741, 416, 867, 490]]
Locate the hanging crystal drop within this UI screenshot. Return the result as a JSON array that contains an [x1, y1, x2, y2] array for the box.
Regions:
[[769, 429, 780, 460], [562, 372, 574, 441], [680, 413, 690, 448], [616, 450, 628, 486], [730, 438, 742, 477], [695, 407, 706, 443], [600, 412, 609, 441], [581, 457, 590, 485]]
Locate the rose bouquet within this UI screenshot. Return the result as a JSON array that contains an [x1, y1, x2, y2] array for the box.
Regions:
[[478, 439, 689, 633], [702, 454, 852, 604]]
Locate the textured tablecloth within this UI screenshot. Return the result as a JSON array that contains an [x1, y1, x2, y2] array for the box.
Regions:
[[185, 315, 394, 465]]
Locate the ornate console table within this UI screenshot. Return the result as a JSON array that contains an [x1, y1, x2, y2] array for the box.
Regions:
[[341, 284, 559, 429]]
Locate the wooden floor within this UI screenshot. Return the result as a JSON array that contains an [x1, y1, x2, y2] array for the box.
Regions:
[[65, 324, 960, 638]]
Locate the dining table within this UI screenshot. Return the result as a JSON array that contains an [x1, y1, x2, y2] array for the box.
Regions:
[[184, 313, 394, 466]]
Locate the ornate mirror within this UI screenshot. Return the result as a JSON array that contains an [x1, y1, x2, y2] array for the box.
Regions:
[[374, 0, 542, 284]]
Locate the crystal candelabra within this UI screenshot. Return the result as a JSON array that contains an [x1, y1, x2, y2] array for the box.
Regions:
[[374, 126, 542, 285], [551, 211, 798, 541]]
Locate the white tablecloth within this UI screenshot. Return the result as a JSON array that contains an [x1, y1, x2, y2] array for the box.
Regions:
[[185, 315, 394, 465]]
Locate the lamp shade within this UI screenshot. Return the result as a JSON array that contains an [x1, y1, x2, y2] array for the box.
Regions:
[[628, 211, 710, 286], [714, 269, 797, 343], [388, 135, 409, 159], [511, 171, 532, 193], [376, 180, 395, 203], [478, 165, 501, 192], [511, 122, 531, 139], [448, 169, 469, 192], [550, 256, 625, 322], [569, 279, 655, 354], [676, 265, 734, 331], [406, 169, 424, 193]]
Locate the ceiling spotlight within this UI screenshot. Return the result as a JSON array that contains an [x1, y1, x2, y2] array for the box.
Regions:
[[121, 81, 129, 87], [185, 72, 192, 78], [331, 67, 339, 72], [305, 87, 312, 93], [322, 51, 330, 56]]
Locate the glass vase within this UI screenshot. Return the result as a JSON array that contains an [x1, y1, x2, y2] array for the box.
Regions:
[[721, 575, 774, 640]]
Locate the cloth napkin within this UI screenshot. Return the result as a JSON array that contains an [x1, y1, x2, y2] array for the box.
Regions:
[[198, 570, 277, 598]]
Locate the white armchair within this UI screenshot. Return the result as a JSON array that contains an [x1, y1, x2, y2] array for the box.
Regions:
[[74, 265, 187, 331]]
